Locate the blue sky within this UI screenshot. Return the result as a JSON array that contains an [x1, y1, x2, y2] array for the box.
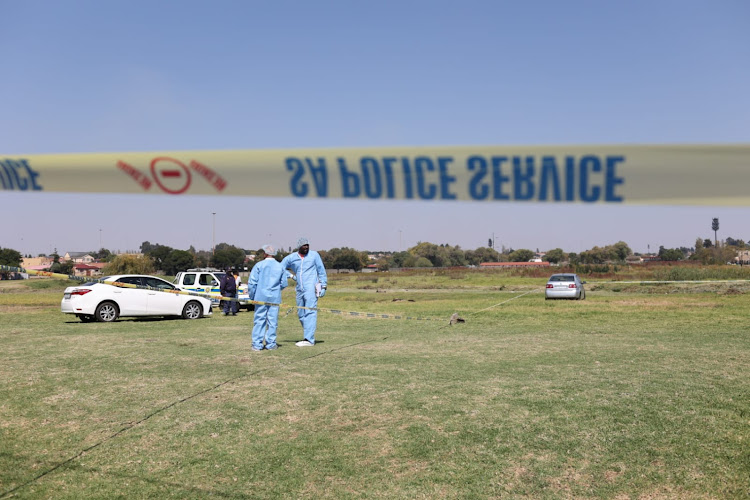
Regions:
[[1, 1, 749, 256]]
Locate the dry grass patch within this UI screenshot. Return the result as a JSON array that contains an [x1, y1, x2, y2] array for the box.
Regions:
[[604, 298, 721, 308]]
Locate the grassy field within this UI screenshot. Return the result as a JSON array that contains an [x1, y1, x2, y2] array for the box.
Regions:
[[1, 270, 748, 498]]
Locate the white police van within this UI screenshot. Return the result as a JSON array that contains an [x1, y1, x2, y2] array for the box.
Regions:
[[172, 268, 252, 310]]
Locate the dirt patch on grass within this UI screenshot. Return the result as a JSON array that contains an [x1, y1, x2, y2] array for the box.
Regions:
[[547, 460, 593, 494], [43, 390, 79, 404], [605, 468, 624, 482], [635, 486, 692, 499]]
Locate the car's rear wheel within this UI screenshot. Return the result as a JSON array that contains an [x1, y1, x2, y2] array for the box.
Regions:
[[95, 301, 119, 322], [182, 301, 203, 320]]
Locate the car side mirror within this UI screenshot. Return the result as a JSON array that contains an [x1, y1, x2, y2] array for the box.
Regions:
[[211, 280, 218, 286], [581, 281, 587, 284]]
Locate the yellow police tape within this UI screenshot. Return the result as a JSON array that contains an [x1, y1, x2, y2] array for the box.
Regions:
[[1, 265, 446, 322], [3, 144, 750, 205]]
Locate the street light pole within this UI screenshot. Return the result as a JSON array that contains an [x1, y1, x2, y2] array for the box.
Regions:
[[212, 212, 216, 255], [99, 228, 102, 250], [399, 229, 402, 251], [492, 232, 501, 251]]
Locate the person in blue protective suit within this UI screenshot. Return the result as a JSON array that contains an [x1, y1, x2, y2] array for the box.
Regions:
[[248, 244, 288, 351], [280, 237, 327, 347]]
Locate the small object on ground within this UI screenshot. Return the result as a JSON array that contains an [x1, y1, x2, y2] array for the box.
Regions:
[[449, 313, 465, 325], [295, 340, 314, 347]]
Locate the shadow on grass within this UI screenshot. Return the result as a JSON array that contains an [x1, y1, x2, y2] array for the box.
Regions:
[[279, 339, 325, 346], [63, 316, 211, 324]]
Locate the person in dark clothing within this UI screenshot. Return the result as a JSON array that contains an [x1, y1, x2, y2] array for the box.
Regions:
[[220, 269, 237, 316], [232, 270, 242, 315]]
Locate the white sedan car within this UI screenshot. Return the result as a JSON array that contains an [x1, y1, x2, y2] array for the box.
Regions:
[[61, 274, 213, 322]]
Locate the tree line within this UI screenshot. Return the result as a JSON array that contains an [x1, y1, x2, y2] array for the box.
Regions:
[[2, 232, 748, 278]]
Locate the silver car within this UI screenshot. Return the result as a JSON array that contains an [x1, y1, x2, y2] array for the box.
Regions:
[[545, 273, 586, 300]]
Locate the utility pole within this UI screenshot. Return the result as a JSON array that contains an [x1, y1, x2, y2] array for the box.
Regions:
[[212, 212, 216, 255], [99, 228, 102, 250], [399, 229, 402, 251]]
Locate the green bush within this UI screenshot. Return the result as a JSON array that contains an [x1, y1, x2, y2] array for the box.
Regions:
[[103, 254, 155, 275]]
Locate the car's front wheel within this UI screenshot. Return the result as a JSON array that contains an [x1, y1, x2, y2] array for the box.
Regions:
[[182, 301, 203, 320], [95, 302, 119, 322]]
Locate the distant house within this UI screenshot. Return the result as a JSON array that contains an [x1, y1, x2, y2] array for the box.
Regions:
[[734, 250, 750, 265], [532, 252, 546, 262], [480, 261, 551, 268], [64, 252, 95, 264], [21, 256, 53, 269], [362, 264, 379, 273], [73, 263, 105, 277]]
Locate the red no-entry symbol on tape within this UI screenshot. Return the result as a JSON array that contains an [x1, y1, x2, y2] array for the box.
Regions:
[[150, 157, 192, 194]]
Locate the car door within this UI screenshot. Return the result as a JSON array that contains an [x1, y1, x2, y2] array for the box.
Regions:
[[179, 273, 198, 292], [199, 273, 221, 305], [144, 277, 183, 315], [112, 276, 148, 315]]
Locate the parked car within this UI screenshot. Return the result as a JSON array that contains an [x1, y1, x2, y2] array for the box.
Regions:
[[173, 269, 252, 310], [61, 275, 213, 322], [545, 273, 586, 300]]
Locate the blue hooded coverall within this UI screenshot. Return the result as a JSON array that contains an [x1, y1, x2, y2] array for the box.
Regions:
[[248, 257, 288, 350], [280, 249, 327, 344]]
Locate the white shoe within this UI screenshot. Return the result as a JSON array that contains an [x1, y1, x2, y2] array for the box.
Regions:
[[295, 340, 314, 347]]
